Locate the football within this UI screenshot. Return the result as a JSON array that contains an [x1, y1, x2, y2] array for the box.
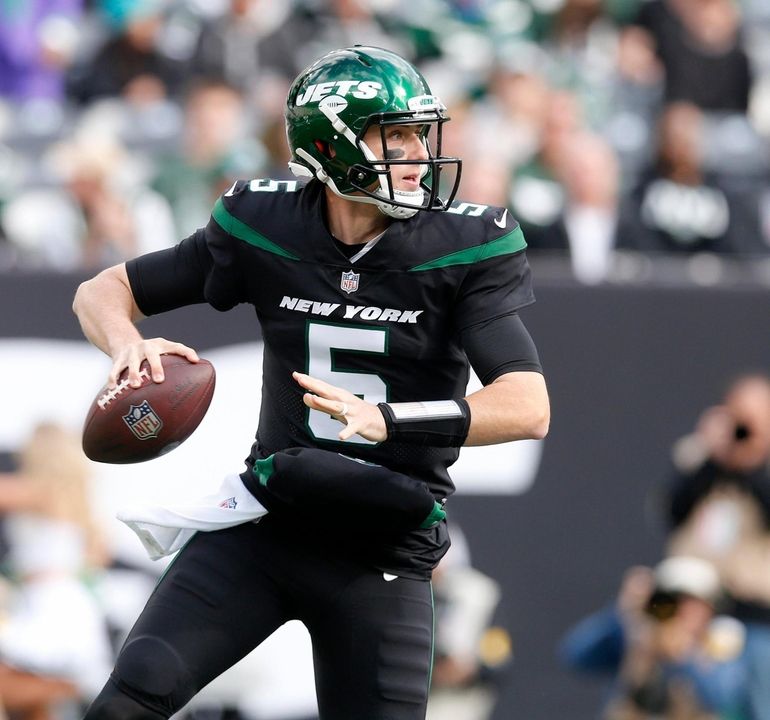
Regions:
[[82, 355, 216, 464]]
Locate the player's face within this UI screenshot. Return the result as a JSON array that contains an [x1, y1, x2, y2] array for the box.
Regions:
[[363, 123, 430, 192]]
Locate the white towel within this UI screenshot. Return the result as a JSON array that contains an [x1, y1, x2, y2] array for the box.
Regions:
[[117, 473, 268, 560]]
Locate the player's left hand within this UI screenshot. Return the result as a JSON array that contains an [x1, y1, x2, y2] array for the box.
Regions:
[[292, 371, 387, 442]]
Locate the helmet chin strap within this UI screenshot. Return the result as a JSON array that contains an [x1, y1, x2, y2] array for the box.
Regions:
[[293, 148, 423, 219], [375, 167, 430, 218], [375, 189, 422, 219]]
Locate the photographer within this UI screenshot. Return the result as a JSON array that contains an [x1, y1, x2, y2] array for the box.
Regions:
[[665, 373, 770, 720], [668, 374, 770, 564], [560, 557, 748, 720]]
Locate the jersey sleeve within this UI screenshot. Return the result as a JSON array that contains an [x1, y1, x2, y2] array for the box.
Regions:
[[453, 218, 535, 331], [201, 183, 250, 311], [126, 230, 211, 316], [126, 182, 252, 316], [461, 313, 542, 385], [126, 181, 255, 315]]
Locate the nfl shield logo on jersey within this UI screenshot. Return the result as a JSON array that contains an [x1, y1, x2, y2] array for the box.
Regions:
[[340, 269, 360, 294], [123, 400, 163, 440]]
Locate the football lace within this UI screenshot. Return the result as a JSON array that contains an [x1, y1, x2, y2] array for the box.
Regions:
[[97, 368, 150, 410]]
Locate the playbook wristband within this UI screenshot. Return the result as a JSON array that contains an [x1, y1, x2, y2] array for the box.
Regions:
[[377, 399, 471, 447]]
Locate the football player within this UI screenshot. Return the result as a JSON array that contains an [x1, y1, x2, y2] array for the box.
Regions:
[[73, 46, 550, 720]]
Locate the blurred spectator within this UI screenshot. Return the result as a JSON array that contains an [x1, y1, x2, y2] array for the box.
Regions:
[[0, 422, 113, 720], [466, 65, 551, 172], [527, 130, 621, 284], [256, 0, 413, 83], [667, 373, 770, 605], [665, 373, 770, 720], [561, 556, 749, 720], [259, 112, 296, 180], [189, 0, 291, 100], [0, 0, 83, 102], [538, 0, 624, 129], [631, 0, 752, 113], [616, 101, 768, 257], [152, 77, 266, 237], [67, 0, 186, 106], [456, 153, 512, 209], [427, 524, 509, 720], [1, 129, 175, 270], [601, 20, 663, 188], [615, 20, 663, 91], [509, 88, 583, 245]]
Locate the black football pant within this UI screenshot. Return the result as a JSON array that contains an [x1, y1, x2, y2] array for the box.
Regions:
[[83, 519, 435, 720]]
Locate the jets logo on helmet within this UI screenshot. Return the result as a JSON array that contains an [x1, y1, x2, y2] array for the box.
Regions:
[[296, 81, 383, 106], [285, 46, 462, 219]]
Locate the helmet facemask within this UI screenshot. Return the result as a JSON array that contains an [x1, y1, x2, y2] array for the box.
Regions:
[[345, 104, 462, 219], [285, 47, 462, 220]]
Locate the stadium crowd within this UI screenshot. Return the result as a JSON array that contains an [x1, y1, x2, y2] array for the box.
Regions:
[[1, 0, 770, 283]]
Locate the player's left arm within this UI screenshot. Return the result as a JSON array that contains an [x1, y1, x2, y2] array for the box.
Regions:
[[452, 211, 549, 444], [294, 369, 548, 445], [294, 316, 550, 445], [459, 310, 549, 444], [464, 370, 549, 444]]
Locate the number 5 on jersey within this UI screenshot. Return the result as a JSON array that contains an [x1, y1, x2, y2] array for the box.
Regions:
[[307, 322, 389, 444]]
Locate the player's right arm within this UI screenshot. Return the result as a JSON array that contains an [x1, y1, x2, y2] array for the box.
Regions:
[[73, 262, 199, 389], [74, 182, 253, 388]]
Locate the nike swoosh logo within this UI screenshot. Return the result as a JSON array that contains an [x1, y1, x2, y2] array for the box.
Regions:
[[494, 209, 508, 229], [224, 181, 238, 197], [383, 573, 398, 582]]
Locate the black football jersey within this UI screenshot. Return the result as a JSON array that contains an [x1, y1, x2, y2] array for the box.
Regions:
[[127, 178, 535, 575]]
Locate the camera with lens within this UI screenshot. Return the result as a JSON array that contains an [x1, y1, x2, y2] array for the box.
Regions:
[[734, 423, 751, 442], [643, 556, 722, 623], [644, 588, 681, 622]]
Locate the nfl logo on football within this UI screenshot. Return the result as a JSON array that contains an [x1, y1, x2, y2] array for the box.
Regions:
[[123, 400, 164, 440], [340, 269, 359, 294]]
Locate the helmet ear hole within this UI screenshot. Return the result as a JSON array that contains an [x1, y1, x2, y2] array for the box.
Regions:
[[314, 140, 331, 157]]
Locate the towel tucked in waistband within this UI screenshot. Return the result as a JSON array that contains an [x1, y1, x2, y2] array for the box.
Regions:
[[117, 473, 267, 560]]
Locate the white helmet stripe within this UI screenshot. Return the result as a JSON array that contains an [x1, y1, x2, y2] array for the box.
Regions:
[[318, 101, 358, 146]]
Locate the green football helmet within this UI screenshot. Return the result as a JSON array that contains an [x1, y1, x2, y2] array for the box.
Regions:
[[285, 46, 462, 219]]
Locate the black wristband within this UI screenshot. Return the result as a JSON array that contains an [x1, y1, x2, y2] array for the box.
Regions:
[[378, 399, 471, 447]]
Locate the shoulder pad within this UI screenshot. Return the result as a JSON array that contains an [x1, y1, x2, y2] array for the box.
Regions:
[[244, 178, 302, 194], [447, 200, 493, 219], [222, 178, 302, 200], [448, 200, 511, 229]]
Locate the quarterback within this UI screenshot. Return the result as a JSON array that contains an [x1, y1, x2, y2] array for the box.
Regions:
[[73, 46, 550, 719]]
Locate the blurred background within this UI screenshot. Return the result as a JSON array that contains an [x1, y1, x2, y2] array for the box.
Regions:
[[2, 0, 770, 719]]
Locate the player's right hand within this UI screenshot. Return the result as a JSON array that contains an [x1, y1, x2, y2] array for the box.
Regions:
[[292, 371, 388, 443], [109, 337, 199, 389]]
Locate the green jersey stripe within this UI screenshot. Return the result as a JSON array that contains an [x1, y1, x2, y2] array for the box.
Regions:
[[213, 198, 301, 260], [407, 226, 526, 272]]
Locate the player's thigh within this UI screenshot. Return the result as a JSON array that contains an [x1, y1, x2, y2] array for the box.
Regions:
[[113, 523, 289, 708], [310, 572, 434, 720]]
